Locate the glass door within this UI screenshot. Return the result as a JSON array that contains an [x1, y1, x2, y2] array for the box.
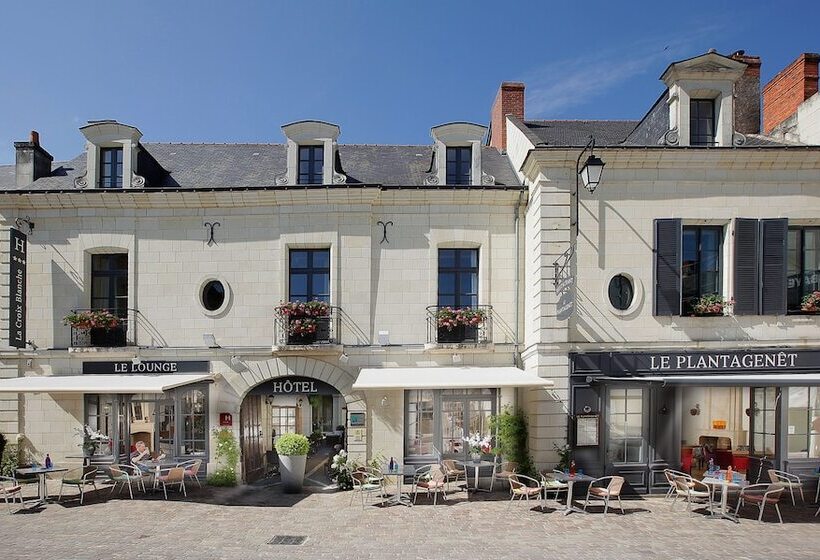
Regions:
[[270, 406, 297, 447]]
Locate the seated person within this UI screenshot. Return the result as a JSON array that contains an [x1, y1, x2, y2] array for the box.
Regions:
[[131, 440, 152, 465]]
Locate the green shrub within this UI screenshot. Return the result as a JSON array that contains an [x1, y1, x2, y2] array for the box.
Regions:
[[1, 443, 19, 477], [275, 433, 310, 456], [489, 406, 535, 477], [206, 427, 239, 487]]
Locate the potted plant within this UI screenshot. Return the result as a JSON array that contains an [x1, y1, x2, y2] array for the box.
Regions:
[[329, 448, 355, 490], [435, 307, 486, 343], [461, 433, 492, 463], [275, 300, 331, 344], [690, 294, 732, 316], [553, 442, 572, 472], [62, 309, 120, 330], [801, 291, 820, 313], [74, 425, 110, 457], [275, 433, 310, 493]]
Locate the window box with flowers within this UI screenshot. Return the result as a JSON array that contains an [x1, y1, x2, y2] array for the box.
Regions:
[[800, 291, 820, 314], [435, 307, 487, 343], [275, 300, 332, 345], [64, 309, 127, 347], [689, 294, 733, 317]]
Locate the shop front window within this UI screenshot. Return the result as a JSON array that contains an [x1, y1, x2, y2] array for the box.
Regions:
[[750, 387, 777, 457], [181, 389, 207, 456], [607, 387, 644, 464], [84, 395, 114, 456], [787, 386, 820, 459], [404, 388, 496, 459]]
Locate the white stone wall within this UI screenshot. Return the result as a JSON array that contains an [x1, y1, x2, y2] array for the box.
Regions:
[[797, 93, 820, 145]]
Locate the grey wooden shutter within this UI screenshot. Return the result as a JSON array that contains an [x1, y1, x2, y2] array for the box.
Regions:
[[760, 218, 788, 315], [733, 218, 760, 315], [653, 218, 682, 316]]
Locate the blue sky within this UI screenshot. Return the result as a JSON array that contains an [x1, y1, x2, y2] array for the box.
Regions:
[[1, 0, 818, 163]]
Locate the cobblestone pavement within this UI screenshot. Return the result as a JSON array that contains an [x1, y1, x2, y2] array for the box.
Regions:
[[1, 479, 818, 560]]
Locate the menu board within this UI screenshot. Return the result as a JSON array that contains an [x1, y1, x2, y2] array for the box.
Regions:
[[575, 414, 599, 447]]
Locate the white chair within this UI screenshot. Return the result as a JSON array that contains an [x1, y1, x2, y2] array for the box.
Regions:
[[0, 476, 24, 514], [58, 466, 98, 505], [107, 464, 144, 499], [767, 469, 804, 505], [412, 464, 447, 505], [350, 470, 384, 508], [178, 459, 203, 488], [540, 471, 568, 502], [662, 469, 693, 500], [670, 475, 713, 517], [508, 474, 543, 510], [490, 460, 518, 492]]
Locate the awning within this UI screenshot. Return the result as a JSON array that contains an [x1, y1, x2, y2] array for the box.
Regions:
[[591, 373, 820, 387], [352, 367, 552, 390], [0, 374, 213, 394]]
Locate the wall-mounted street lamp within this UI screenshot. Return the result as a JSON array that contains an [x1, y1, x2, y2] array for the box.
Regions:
[[554, 136, 606, 289], [572, 136, 606, 237]]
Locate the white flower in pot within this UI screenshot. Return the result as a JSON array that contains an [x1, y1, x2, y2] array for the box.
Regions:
[[275, 433, 310, 493]]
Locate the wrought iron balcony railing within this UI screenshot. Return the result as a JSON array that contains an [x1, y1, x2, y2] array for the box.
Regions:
[[273, 306, 340, 347], [426, 305, 492, 345], [68, 308, 132, 348]]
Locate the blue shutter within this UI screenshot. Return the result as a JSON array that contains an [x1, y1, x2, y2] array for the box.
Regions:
[[733, 218, 760, 315], [653, 219, 682, 316], [760, 218, 788, 315]]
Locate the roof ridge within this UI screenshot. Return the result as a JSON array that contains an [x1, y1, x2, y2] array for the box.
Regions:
[[524, 119, 639, 123]]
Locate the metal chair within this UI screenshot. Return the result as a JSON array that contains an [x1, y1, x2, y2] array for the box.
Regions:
[[441, 459, 467, 492], [0, 476, 24, 514], [508, 474, 543, 510], [412, 464, 447, 505], [156, 467, 186, 500], [178, 459, 203, 488], [539, 471, 568, 502], [583, 476, 625, 516], [58, 466, 98, 505], [663, 469, 694, 500], [106, 464, 143, 499], [670, 475, 713, 517], [767, 469, 804, 505], [490, 460, 518, 492], [735, 483, 785, 524], [350, 470, 384, 508]]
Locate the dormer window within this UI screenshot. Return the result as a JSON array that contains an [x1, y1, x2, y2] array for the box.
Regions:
[[690, 99, 716, 146], [298, 146, 324, 184], [446, 147, 471, 185], [99, 147, 124, 188]]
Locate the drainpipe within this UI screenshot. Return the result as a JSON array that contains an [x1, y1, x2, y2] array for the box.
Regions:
[[513, 188, 526, 369]]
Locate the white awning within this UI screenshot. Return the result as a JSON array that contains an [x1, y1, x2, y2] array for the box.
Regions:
[[593, 373, 820, 387], [352, 367, 552, 390], [0, 374, 213, 394]]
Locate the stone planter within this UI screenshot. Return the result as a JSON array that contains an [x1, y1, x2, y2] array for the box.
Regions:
[[279, 454, 307, 493]]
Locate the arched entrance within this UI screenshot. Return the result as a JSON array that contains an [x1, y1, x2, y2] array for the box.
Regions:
[[240, 376, 345, 484]]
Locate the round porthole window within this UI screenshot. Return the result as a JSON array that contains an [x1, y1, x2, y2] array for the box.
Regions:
[[201, 280, 226, 312], [608, 274, 634, 311]]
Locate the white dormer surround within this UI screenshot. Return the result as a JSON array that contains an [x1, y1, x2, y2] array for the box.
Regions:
[[280, 120, 345, 185], [661, 52, 747, 147], [77, 120, 143, 188], [429, 122, 487, 185]]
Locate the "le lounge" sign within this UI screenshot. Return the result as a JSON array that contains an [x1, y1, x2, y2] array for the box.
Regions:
[[83, 360, 209, 375]]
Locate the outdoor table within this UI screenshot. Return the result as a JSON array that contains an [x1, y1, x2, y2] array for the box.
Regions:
[[702, 472, 749, 523], [136, 460, 180, 490], [549, 472, 595, 515], [379, 465, 415, 507], [457, 460, 496, 492], [15, 466, 69, 503]]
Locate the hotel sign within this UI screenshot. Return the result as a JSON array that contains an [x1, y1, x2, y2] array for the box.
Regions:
[[247, 376, 337, 396], [8, 228, 27, 349], [82, 360, 209, 374], [573, 349, 820, 377]]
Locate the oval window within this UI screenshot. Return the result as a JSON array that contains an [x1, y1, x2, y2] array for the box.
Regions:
[[201, 280, 226, 312], [608, 274, 634, 311]]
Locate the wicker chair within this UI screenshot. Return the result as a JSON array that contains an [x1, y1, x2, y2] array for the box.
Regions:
[[441, 459, 467, 492], [0, 476, 24, 514], [156, 467, 186, 500], [107, 464, 143, 499], [350, 470, 384, 508], [670, 475, 713, 517], [178, 459, 203, 488], [583, 476, 625, 516], [412, 464, 447, 505], [490, 461, 518, 492], [663, 469, 694, 500], [540, 471, 569, 502], [735, 483, 785, 524], [508, 474, 543, 510]]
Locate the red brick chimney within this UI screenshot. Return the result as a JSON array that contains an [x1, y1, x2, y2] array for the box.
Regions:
[[762, 53, 820, 134], [730, 51, 761, 135], [489, 82, 525, 151]]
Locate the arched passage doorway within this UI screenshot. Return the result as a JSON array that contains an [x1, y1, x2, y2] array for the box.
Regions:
[[240, 376, 345, 484]]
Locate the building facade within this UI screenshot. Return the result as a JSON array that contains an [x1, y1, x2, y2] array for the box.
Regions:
[[0, 119, 549, 482], [496, 50, 820, 492]]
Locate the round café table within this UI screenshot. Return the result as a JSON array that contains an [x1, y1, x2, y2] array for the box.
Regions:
[[457, 460, 496, 492], [15, 466, 69, 503]]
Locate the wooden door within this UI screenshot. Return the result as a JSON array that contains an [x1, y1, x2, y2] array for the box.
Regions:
[[240, 395, 264, 483]]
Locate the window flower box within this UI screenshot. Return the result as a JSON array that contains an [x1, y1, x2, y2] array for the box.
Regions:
[[435, 307, 486, 343], [800, 291, 820, 313], [274, 301, 332, 345], [690, 294, 733, 317]]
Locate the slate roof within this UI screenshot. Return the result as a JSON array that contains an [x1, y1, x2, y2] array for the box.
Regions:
[[0, 143, 521, 191], [523, 120, 639, 147]]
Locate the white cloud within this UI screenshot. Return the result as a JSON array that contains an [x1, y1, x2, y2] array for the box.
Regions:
[[524, 28, 724, 117]]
